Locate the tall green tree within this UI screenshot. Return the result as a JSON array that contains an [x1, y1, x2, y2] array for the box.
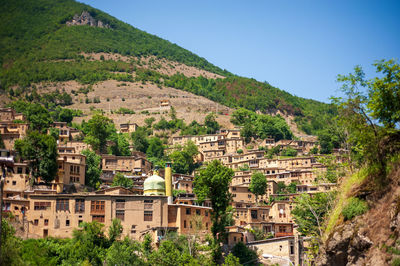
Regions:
[[15, 131, 58, 183], [335, 59, 400, 180], [131, 127, 149, 153], [204, 113, 220, 134], [81, 149, 102, 189], [146, 137, 164, 159], [367, 59, 400, 128], [108, 219, 123, 243], [83, 114, 115, 153], [291, 192, 336, 237], [144, 117, 156, 128], [170, 141, 199, 174], [109, 134, 131, 156], [58, 108, 74, 124], [66, 221, 109, 265], [249, 172, 267, 203], [193, 160, 234, 244], [25, 103, 53, 132], [105, 237, 144, 266], [241, 122, 254, 143]]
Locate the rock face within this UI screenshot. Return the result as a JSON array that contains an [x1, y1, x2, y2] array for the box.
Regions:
[[66, 11, 110, 28], [316, 219, 372, 266]]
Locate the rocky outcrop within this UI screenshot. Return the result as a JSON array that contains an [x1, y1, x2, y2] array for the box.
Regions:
[[66, 11, 110, 28], [316, 219, 372, 266]]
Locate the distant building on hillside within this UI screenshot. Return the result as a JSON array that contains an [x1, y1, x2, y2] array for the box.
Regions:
[[160, 99, 170, 108], [119, 123, 138, 133]]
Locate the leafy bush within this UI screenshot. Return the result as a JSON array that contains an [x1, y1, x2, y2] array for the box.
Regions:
[[115, 107, 135, 114], [281, 147, 298, 157], [231, 108, 293, 141], [342, 197, 368, 221], [231, 242, 258, 265]]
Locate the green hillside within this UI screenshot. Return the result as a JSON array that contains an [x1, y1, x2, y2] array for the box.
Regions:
[[0, 0, 336, 135]]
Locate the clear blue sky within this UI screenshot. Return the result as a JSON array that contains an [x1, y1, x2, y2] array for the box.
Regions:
[[80, 0, 400, 102]]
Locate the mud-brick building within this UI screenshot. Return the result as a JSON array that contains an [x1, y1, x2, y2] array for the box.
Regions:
[[27, 187, 170, 240]]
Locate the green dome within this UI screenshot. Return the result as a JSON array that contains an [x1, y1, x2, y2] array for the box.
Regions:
[[143, 174, 165, 195]]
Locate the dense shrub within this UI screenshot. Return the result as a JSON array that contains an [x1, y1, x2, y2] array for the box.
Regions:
[[231, 242, 258, 266], [342, 197, 368, 221]]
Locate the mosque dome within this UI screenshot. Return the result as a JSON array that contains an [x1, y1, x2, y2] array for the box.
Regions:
[[143, 173, 165, 196]]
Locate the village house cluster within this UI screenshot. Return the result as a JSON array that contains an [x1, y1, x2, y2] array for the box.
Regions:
[[0, 107, 341, 264], [171, 128, 340, 249]]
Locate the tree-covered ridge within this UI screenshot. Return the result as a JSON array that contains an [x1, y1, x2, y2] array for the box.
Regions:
[[164, 74, 337, 135], [0, 0, 229, 76], [0, 0, 337, 136]]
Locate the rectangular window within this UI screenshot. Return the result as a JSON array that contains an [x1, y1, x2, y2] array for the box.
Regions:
[[184, 220, 187, 228], [12, 181, 16, 186], [44, 219, 48, 226], [56, 199, 69, 211], [144, 203, 153, 210], [205, 211, 209, 217], [66, 220, 70, 226], [17, 167, 22, 174], [92, 215, 105, 223], [290, 241, 295, 255], [278, 204, 286, 218], [186, 208, 191, 215], [144, 211, 153, 221], [251, 210, 258, 219], [75, 199, 85, 213], [131, 225, 136, 234], [34, 219, 39, 226], [116, 199, 125, 209], [116, 210, 125, 221], [91, 201, 105, 214], [196, 209, 201, 216]]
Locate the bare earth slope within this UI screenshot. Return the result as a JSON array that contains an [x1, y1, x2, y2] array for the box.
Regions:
[[32, 80, 234, 129]]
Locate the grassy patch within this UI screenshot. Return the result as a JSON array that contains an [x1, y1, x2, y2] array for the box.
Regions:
[[323, 168, 368, 241], [342, 197, 368, 221]]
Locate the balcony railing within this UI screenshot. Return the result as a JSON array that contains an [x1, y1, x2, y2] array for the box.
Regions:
[[275, 232, 293, 237]]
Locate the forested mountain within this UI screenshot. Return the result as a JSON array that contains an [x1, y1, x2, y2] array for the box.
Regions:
[[0, 0, 336, 135]]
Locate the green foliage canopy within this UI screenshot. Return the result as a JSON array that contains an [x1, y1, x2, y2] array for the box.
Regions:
[[83, 114, 115, 153], [146, 137, 164, 159], [81, 149, 102, 189], [131, 127, 149, 153], [291, 192, 336, 237], [15, 130, 58, 183], [335, 59, 400, 180], [249, 172, 267, 202], [231, 108, 293, 141], [170, 141, 199, 174], [193, 160, 234, 242], [111, 172, 133, 189]]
